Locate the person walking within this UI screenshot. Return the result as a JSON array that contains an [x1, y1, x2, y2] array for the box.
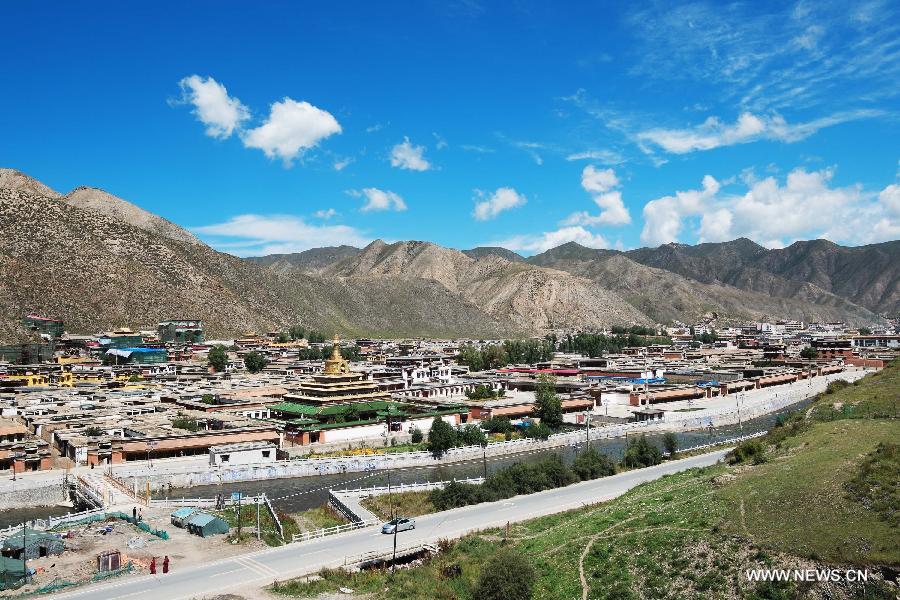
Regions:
[[149, 557, 156, 575], [163, 556, 169, 574], [132, 507, 137, 521]]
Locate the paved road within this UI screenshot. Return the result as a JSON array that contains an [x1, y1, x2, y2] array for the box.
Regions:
[[51, 449, 729, 600]]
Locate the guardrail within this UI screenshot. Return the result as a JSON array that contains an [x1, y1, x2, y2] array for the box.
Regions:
[[335, 477, 485, 497], [290, 518, 380, 544], [263, 493, 284, 540], [340, 542, 437, 567], [148, 494, 265, 508], [328, 491, 362, 523]]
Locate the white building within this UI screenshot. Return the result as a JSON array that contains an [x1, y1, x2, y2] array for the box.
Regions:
[[208, 442, 276, 466]]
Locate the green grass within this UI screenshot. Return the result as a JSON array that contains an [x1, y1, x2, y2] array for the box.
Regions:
[[216, 504, 300, 546], [360, 491, 435, 520], [271, 362, 900, 599], [293, 505, 345, 531]]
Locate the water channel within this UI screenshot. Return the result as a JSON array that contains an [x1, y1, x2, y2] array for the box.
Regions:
[[0, 397, 810, 528]]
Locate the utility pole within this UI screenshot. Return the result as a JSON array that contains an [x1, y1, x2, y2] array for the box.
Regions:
[[482, 443, 487, 480], [256, 498, 260, 541], [22, 520, 26, 581], [391, 519, 398, 575], [386, 467, 394, 520], [237, 493, 242, 538]]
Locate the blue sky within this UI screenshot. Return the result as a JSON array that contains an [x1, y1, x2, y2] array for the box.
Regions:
[[2, 0, 898, 255]]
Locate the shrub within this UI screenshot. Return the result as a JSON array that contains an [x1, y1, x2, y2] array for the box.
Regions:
[[727, 439, 766, 465], [663, 432, 678, 457], [482, 416, 513, 434], [457, 424, 488, 447], [532, 374, 563, 430], [825, 379, 850, 394], [410, 426, 423, 444], [171, 416, 200, 432], [623, 435, 663, 468], [473, 547, 536, 600], [208, 345, 228, 372], [844, 442, 899, 527], [521, 422, 552, 440], [572, 448, 616, 480]]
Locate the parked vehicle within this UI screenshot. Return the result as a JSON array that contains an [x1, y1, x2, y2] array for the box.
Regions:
[[381, 517, 415, 534]]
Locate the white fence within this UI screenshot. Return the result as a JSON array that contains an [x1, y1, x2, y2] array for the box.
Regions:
[[290, 518, 380, 543], [336, 477, 485, 497], [149, 494, 265, 508]]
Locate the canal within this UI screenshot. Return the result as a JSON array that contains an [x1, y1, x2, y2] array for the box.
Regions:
[[0, 397, 808, 528], [165, 397, 809, 515]]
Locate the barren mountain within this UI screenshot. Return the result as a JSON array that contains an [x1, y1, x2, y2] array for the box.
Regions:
[[0, 168, 61, 198], [462, 246, 525, 262], [618, 238, 899, 316], [321, 240, 652, 330], [0, 178, 516, 341], [65, 186, 203, 245], [247, 246, 361, 275]]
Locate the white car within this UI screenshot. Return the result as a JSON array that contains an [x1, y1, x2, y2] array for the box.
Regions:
[[381, 517, 415, 534]]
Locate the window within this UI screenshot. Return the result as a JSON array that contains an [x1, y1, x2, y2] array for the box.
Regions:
[[262, 450, 271, 458], [220, 454, 230, 463]]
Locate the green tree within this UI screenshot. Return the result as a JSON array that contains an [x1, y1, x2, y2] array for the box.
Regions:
[[409, 426, 424, 444], [800, 346, 818, 359], [522, 422, 552, 440], [288, 325, 305, 340], [857, 326, 872, 336], [428, 417, 456, 459], [208, 345, 228, 372], [533, 374, 563, 430], [457, 424, 487, 447], [307, 330, 327, 343], [473, 547, 537, 600], [244, 351, 268, 373], [482, 416, 513, 434], [663, 432, 678, 457], [623, 435, 663, 468], [572, 447, 616, 480]]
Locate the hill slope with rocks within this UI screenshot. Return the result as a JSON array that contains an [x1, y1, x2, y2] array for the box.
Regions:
[[0, 175, 518, 341]]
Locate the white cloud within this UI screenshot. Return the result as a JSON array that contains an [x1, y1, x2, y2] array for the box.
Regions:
[[192, 214, 369, 256], [565, 149, 623, 164], [314, 208, 338, 219], [637, 110, 882, 154], [176, 75, 249, 139], [495, 226, 609, 254], [581, 166, 620, 193], [390, 137, 431, 171], [333, 157, 353, 171], [641, 175, 721, 245], [433, 132, 448, 149], [473, 187, 527, 221], [241, 98, 341, 164], [563, 166, 631, 227], [461, 144, 495, 154], [879, 183, 900, 216], [349, 188, 408, 212], [640, 168, 900, 247]]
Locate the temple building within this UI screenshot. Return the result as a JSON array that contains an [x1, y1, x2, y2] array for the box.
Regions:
[[279, 335, 391, 405], [269, 336, 465, 445]]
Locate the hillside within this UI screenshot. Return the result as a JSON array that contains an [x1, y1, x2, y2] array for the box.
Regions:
[[65, 186, 203, 245], [247, 246, 361, 275], [0, 181, 518, 341], [462, 246, 525, 262], [528, 244, 879, 324], [274, 362, 900, 599], [321, 240, 652, 331]]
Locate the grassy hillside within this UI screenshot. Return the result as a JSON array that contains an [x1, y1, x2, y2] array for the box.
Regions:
[[273, 362, 899, 599]]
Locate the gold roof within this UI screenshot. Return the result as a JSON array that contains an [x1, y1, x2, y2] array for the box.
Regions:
[[323, 334, 350, 375]]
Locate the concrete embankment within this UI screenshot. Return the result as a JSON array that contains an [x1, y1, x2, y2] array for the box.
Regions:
[[117, 369, 864, 494], [0, 472, 68, 511]]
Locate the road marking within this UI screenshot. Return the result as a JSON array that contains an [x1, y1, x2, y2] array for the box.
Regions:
[[235, 556, 279, 577], [211, 567, 243, 577]]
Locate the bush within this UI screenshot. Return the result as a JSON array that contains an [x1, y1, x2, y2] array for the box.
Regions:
[[171, 416, 200, 432], [663, 432, 678, 457], [825, 379, 850, 394], [473, 547, 536, 600], [623, 435, 663, 468], [572, 448, 616, 480], [844, 442, 899, 527], [482, 416, 513, 434], [410, 426, 423, 444], [727, 439, 766, 465], [457, 424, 488, 447], [521, 422, 552, 440]]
